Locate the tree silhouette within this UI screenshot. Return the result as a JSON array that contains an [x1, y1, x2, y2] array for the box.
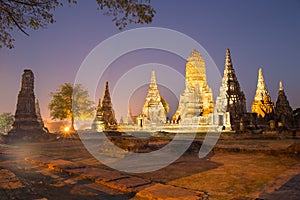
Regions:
[[0, 0, 155, 48]]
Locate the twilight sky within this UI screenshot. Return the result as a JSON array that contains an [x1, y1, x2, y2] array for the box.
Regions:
[[0, 0, 300, 121]]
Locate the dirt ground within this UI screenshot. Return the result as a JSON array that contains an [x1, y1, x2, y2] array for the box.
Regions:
[[168, 152, 299, 199], [0, 138, 299, 199], [0, 142, 135, 200]]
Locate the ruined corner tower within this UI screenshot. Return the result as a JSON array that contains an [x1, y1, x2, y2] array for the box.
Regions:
[[9, 69, 46, 135], [217, 49, 246, 130], [275, 81, 293, 128]]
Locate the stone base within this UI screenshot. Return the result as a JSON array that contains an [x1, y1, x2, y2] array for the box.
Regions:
[[5, 129, 56, 143]]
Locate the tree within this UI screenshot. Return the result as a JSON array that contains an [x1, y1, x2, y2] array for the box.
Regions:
[[48, 83, 94, 131], [0, 112, 14, 134], [0, 0, 155, 48]]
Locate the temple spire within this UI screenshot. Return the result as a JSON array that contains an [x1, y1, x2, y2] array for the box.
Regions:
[[225, 48, 233, 69], [151, 69, 157, 85], [254, 68, 269, 101], [140, 69, 167, 126], [92, 82, 117, 131], [145, 69, 161, 101], [104, 82, 110, 99], [252, 68, 274, 117], [275, 80, 293, 128], [94, 97, 102, 118], [279, 80, 284, 91], [101, 82, 117, 127], [215, 48, 246, 130], [148, 69, 158, 92]]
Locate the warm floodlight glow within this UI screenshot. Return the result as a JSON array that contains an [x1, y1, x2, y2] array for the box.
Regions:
[[64, 126, 70, 133]]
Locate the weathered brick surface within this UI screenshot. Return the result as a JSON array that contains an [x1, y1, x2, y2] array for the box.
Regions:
[[0, 169, 24, 189], [104, 176, 152, 192], [136, 183, 205, 200], [47, 159, 84, 170], [25, 156, 53, 166], [26, 157, 84, 171], [66, 167, 127, 181], [24, 155, 209, 199]]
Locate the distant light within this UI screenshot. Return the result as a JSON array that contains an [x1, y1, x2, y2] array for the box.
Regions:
[[64, 126, 70, 133]]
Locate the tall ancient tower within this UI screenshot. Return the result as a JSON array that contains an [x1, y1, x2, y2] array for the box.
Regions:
[[215, 49, 246, 130], [275, 81, 293, 128], [219, 49, 246, 129], [140, 70, 167, 125], [92, 82, 117, 131], [10, 69, 45, 134], [173, 50, 214, 122], [251, 68, 274, 118]]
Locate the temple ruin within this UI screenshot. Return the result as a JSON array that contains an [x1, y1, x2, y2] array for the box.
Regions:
[[137, 70, 168, 128], [9, 69, 46, 136], [172, 50, 214, 124], [92, 82, 117, 131], [275, 81, 294, 128], [251, 68, 274, 118]]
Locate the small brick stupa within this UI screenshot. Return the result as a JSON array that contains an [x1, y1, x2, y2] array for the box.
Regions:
[[9, 69, 47, 138], [275, 81, 294, 128], [251, 68, 274, 118], [140, 70, 167, 125], [92, 82, 117, 131]]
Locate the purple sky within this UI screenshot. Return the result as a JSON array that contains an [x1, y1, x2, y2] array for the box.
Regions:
[[0, 0, 300, 121]]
